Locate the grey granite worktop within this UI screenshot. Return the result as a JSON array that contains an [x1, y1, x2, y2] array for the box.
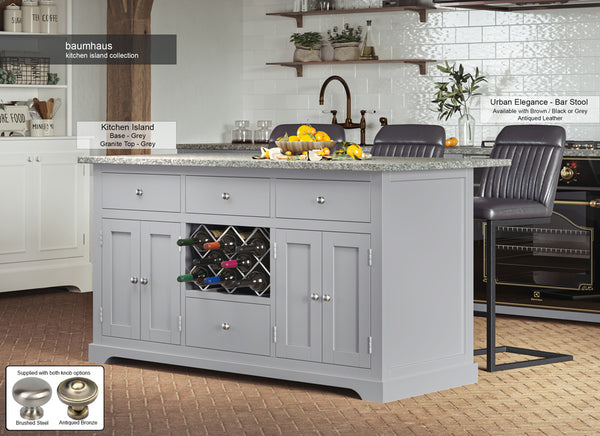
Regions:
[[444, 147, 600, 158], [79, 152, 510, 172]]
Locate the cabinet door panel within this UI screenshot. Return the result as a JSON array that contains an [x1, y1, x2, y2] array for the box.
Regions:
[[322, 233, 371, 368], [275, 229, 322, 362], [102, 219, 141, 339], [140, 221, 181, 344]]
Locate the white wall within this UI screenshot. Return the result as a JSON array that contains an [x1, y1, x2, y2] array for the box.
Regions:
[[151, 0, 244, 143], [242, 1, 600, 144]]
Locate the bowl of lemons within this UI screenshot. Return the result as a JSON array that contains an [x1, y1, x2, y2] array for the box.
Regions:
[[275, 124, 337, 154]]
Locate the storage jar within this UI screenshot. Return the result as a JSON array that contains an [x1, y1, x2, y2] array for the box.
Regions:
[[21, 0, 40, 33], [3, 3, 22, 32], [39, 0, 58, 33]]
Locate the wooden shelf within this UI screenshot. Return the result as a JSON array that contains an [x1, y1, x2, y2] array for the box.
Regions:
[[266, 6, 432, 27], [266, 59, 435, 77]]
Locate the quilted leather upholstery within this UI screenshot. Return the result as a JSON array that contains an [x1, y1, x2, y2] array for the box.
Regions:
[[372, 124, 446, 158], [475, 125, 566, 220], [268, 124, 346, 147]]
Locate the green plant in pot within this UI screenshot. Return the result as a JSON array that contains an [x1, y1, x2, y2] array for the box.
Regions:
[[432, 62, 486, 146], [290, 31, 323, 62], [327, 24, 362, 61]]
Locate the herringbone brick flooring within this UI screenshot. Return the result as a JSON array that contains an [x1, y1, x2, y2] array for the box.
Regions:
[[1, 288, 599, 435]]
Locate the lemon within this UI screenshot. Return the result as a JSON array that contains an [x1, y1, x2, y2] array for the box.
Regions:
[[299, 134, 315, 142], [288, 135, 300, 141], [346, 144, 363, 159]]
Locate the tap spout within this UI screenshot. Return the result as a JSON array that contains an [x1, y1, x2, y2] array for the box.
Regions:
[[319, 75, 353, 126]]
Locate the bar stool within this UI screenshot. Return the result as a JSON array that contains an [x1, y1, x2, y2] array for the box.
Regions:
[[474, 125, 573, 371], [372, 124, 445, 157], [268, 124, 345, 148]]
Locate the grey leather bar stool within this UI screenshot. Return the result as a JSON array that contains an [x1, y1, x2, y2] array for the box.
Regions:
[[474, 125, 573, 371], [268, 124, 345, 148], [372, 124, 445, 157]]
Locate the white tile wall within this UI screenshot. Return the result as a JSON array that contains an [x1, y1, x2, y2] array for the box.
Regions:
[[242, 1, 600, 144]]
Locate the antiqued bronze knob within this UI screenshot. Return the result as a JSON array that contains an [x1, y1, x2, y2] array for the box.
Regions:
[[57, 377, 98, 420], [12, 377, 52, 420]]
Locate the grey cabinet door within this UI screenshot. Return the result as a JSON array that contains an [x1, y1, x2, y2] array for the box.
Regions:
[[275, 229, 322, 362], [140, 222, 181, 345], [102, 219, 141, 339], [322, 233, 371, 368]]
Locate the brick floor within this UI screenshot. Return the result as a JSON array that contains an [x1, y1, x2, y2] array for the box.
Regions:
[[1, 288, 600, 435]]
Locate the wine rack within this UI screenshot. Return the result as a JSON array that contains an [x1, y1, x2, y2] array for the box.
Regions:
[[181, 224, 270, 297]]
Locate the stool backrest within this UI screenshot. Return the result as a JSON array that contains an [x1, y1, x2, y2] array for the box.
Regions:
[[478, 125, 566, 217], [269, 124, 346, 147], [372, 124, 446, 157]]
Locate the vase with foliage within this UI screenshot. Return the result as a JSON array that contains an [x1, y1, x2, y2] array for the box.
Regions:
[[432, 62, 486, 146], [290, 31, 323, 62], [327, 24, 362, 61]]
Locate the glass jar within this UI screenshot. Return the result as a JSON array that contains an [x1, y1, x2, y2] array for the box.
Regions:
[[232, 120, 252, 144], [253, 120, 273, 145]]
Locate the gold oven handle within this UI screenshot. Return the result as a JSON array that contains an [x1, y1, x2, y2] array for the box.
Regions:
[[554, 199, 600, 208]]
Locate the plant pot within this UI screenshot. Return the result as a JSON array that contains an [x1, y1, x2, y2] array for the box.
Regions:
[[293, 44, 322, 62], [332, 42, 360, 61]]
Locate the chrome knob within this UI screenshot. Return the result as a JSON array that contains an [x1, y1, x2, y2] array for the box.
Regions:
[[140, 277, 148, 285], [311, 293, 320, 301], [560, 166, 575, 181], [323, 294, 332, 302], [221, 322, 230, 331], [27, 156, 33, 162], [35, 156, 40, 162], [316, 196, 325, 204], [12, 377, 52, 420], [130, 276, 138, 284], [57, 377, 98, 420], [135, 188, 143, 196], [222, 192, 230, 200]]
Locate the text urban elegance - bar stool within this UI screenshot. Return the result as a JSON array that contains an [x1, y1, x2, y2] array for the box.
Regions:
[[371, 124, 446, 157], [474, 125, 573, 372]]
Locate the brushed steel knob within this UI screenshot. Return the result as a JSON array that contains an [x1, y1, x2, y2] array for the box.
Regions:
[[311, 293, 320, 301], [57, 377, 98, 420], [35, 156, 40, 162], [130, 276, 138, 284], [135, 188, 143, 196], [222, 192, 230, 200], [12, 377, 52, 420], [140, 277, 148, 285], [316, 196, 325, 204], [323, 294, 332, 302], [27, 156, 33, 162], [221, 322, 230, 330]]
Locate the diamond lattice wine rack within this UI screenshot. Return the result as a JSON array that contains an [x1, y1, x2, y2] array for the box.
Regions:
[[178, 224, 270, 297]]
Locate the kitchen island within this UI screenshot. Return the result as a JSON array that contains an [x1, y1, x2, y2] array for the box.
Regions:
[[80, 152, 510, 403]]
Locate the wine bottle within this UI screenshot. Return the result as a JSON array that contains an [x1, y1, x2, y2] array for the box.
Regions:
[[177, 266, 210, 283], [192, 250, 226, 268], [238, 235, 269, 256], [202, 234, 238, 254], [177, 229, 213, 247], [203, 270, 240, 286], [221, 253, 254, 272], [230, 271, 268, 293]]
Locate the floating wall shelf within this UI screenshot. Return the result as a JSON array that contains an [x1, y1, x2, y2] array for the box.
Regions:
[[266, 6, 432, 27], [266, 59, 435, 77]]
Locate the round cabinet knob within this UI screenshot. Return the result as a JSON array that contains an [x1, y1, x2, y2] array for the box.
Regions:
[[57, 377, 99, 420], [221, 322, 230, 331], [316, 196, 325, 204], [12, 377, 52, 420], [560, 166, 575, 181], [140, 277, 149, 285], [222, 192, 230, 200], [130, 276, 138, 284], [35, 156, 40, 162], [27, 156, 33, 162], [311, 293, 320, 301], [323, 294, 332, 302], [135, 188, 143, 196]]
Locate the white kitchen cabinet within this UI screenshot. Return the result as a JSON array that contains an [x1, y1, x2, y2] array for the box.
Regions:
[[275, 229, 371, 368], [0, 138, 91, 293]]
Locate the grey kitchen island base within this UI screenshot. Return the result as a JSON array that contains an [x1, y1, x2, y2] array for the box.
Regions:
[[82, 154, 510, 402]]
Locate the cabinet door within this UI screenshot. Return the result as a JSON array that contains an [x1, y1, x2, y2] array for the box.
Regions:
[[322, 233, 371, 368], [0, 154, 32, 263], [102, 219, 141, 340], [140, 221, 181, 344], [275, 229, 322, 362]]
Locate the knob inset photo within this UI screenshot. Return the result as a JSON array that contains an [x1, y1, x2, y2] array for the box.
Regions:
[[12, 377, 52, 421], [57, 377, 99, 420]]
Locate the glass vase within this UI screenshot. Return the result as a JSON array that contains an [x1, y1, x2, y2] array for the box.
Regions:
[[458, 111, 475, 147]]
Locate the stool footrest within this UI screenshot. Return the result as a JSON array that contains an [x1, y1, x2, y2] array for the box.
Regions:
[[474, 346, 573, 371]]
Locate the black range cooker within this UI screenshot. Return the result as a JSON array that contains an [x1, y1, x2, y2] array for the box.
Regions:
[[474, 141, 600, 323]]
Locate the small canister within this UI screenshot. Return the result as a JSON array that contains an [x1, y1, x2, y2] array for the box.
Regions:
[[39, 0, 58, 33], [21, 0, 40, 33], [3, 3, 22, 32]]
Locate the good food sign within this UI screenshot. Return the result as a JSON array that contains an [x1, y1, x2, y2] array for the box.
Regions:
[[0, 105, 29, 132]]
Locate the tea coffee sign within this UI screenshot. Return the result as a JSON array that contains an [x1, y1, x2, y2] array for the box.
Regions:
[[0, 105, 29, 131]]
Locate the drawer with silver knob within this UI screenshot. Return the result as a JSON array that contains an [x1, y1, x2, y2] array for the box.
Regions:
[[101, 173, 181, 212], [185, 176, 270, 217], [185, 299, 270, 355], [275, 179, 371, 222]]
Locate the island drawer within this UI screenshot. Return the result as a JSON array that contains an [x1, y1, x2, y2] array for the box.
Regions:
[[185, 176, 270, 217], [185, 299, 270, 356], [101, 173, 181, 212], [275, 179, 371, 222]]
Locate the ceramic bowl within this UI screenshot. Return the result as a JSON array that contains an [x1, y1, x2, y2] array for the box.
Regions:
[[275, 140, 336, 154]]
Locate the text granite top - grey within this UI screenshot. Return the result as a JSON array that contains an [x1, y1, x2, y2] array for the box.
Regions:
[[78, 153, 511, 172]]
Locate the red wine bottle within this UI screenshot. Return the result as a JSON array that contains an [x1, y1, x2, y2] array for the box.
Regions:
[[238, 235, 268, 256], [220, 253, 254, 272], [192, 250, 226, 268], [230, 271, 268, 293], [202, 234, 238, 254], [177, 229, 213, 247], [177, 266, 210, 283]]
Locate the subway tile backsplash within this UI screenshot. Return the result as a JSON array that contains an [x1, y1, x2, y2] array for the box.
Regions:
[[243, 1, 600, 144]]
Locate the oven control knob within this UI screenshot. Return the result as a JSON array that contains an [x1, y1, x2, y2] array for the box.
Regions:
[[561, 166, 575, 181]]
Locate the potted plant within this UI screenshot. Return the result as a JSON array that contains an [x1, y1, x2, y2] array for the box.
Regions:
[[327, 23, 362, 61], [290, 31, 323, 62], [432, 62, 486, 146]]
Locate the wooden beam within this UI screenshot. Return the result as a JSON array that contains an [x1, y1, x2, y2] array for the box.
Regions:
[[106, 0, 153, 155]]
